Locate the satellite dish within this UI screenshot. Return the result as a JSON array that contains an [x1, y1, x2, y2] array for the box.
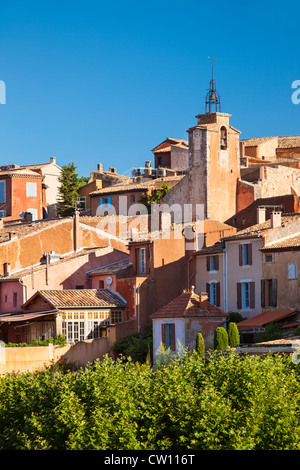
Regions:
[[106, 276, 113, 286]]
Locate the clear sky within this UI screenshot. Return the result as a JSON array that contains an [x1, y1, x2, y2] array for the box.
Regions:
[[1, 0, 300, 177]]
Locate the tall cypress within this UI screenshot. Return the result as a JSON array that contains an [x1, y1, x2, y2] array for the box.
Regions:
[[228, 322, 240, 347], [57, 162, 80, 217], [214, 327, 229, 350]]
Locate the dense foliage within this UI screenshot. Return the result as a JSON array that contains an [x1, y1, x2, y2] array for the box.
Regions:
[[214, 327, 229, 350], [110, 326, 153, 363], [195, 333, 205, 355], [1, 350, 300, 450], [57, 162, 80, 217]]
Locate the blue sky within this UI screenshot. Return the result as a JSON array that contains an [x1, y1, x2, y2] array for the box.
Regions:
[[1, 0, 300, 177]]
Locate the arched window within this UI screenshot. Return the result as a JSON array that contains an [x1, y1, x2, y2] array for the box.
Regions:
[[220, 126, 227, 150]]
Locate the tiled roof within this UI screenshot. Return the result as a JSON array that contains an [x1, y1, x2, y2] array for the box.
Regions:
[[262, 233, 300, 251], [237, 310, 299, 330], [152, 138, 188, 153], [0, 168, 43, 178], [89, 176, 183, 196], [223, 214, 300, 241], [241, 136, 277, 146], [0, 311, 56, 322], [278, 136, 300, 148], [36, 289, 126, 308], [194, 241, 224, 256], [150, 291, 227, 319], [0, 247, 110, 280], [87, 259, 131, 276]]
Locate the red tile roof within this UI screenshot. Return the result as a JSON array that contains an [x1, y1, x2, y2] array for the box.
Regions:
[[150, 291, 228, 319], [237, 310, 299, 330], [24, 289, 126, 309]]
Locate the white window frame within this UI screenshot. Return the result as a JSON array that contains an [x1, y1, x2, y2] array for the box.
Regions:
[[139, 248, 146, 274], [242, 244, 249, 266], [26, 182, 37, 198], [263, 253, 274, 263], [209, 281, 217, 306]]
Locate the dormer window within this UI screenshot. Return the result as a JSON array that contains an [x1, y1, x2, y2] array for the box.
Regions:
[[220, 126, 227, 150]]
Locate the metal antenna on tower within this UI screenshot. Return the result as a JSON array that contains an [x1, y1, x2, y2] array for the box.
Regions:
[[205, 56, 221, 113]]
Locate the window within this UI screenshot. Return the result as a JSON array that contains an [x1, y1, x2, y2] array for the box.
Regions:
[[139, 248, 146, 274], [26, 182, 37, 198], [261, 279, 277, 308], [76, 197, 86, 211], [27, 208, 38, 221], [206, 281, 220, 307], [206, 255, 219, 271], [111, 311, 123, 324], [100, 197, 112, 209], [99, 280, 104, 289], [161, 323, 175, 351], [220, 126, 227, 150], [239, 244, 252, 266], [288, 263, 297, 280], [264, 254, 274, 263], [0, 181, 5, 203], [61, 310, 110, 343], [75, 285, 84, 289], [131, 195, 135, 203], [237, 281, 255, 310], [13, 292, 17, 308]]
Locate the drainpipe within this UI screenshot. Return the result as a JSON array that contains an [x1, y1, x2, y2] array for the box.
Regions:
[[224, 242, 228, 312], [18, 279, 28, 303]]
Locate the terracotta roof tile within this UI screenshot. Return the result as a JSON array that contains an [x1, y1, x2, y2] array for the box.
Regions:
[[237, 310, 299, 330], [150, 291, 228, 319], [36, 289, 126, 308], [87, 258, 131, 276]]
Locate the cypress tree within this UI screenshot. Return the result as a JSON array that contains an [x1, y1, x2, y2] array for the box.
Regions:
[[195, 333, 205, 355], [228, 322, 240, 347], [214, 327, 229, 350], [57, 162, 80, 217]]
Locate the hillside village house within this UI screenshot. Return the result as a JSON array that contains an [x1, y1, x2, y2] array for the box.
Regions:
[[194, 211, 300, 320], [0, 289, 127, 344], [0, 166, 43, 221], [151, 288, 228, 360]]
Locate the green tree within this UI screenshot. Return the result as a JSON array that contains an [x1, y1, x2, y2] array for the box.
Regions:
[[228, 322, 240, 347], [139, 183, 170, 213], [214, 327, 229, 350], [195, 333, 205, 355], [57, 162, 80, 217]]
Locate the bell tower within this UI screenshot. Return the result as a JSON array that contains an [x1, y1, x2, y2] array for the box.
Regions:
[[187, 59, 241, 222]]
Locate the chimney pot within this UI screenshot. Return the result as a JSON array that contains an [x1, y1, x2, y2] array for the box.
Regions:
[[270, 211, 282, 228], [257, 207, 266, 224], [50, 156, 56, 164]]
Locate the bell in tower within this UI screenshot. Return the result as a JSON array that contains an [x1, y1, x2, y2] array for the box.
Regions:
[[205, 56, 221, 113]]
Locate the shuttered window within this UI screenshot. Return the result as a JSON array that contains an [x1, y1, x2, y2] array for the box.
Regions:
[[161, 323, 175, 351], [237, 282, 255, 310], [261, 279, 277, 307], [239, 244, 253, 266], [206, 255, 219, 271]]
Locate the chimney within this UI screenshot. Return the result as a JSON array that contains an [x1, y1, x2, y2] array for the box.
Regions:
[[144, 161, 152, 177], [73, 210, 81, 251], [109, 167, 116, 173], [97, 163, 103, 172], [199, 292, 208, 303], [270, 211, 282, 228], [257, 207, 266, 224], [50, 156, 56, 164]]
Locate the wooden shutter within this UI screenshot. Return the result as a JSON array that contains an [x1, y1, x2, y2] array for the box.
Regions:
[[247, 244, 253, 265], [206, 283, 210, 302], [161, 324, 166, 347], [170, 324, 175, 351], [271, 278, 277, 307], [206, 256, 210, 271], [215, 255, 219, 271], [250, 282, 255, 309], [216, 282, 220, 307], [261, 279, 265, 308], [237, 283, 242, 309], [135, 248, 139, 274], [239, 245, 243, 266]]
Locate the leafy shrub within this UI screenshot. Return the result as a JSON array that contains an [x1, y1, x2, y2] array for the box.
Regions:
[[1, 351, 300, 450], [110, 326, 152, 363], [5, 335, 67, 348]]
